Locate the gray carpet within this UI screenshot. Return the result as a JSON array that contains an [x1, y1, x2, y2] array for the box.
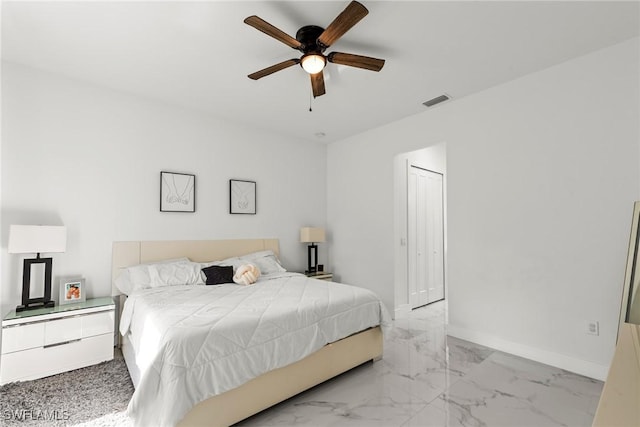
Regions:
[[0, 355, 134, 427]]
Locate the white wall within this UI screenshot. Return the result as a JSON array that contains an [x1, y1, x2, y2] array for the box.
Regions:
[[327, 37, 640, 380], [1, 62, 327, 317]]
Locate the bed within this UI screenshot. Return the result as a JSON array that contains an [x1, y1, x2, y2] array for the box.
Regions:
[[111, 239, 387, 427]]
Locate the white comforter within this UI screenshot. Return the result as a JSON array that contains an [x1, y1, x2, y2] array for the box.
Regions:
[[120, 272, 389, 427]]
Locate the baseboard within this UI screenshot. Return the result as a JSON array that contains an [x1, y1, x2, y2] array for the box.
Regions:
[[447, 325, 609, 381], [394, 304, 411, 319]]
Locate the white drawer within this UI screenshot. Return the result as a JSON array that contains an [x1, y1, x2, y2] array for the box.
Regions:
[[0, 333, 113, 384], [45, 316, 82, 346], [2, 322, 44, 354], [82, 311, 114, 338]]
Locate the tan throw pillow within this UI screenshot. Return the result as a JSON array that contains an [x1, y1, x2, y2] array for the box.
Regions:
[[233, 264, 261, 286]]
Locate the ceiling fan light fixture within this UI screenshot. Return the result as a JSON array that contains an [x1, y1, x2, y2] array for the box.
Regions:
[[301, 54, 326, 74]]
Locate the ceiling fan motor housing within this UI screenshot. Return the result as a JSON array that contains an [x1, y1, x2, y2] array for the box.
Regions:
[[296, 25, 326, 53]]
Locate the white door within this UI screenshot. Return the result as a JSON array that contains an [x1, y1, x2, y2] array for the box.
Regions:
[[408, 166, 444, 309]]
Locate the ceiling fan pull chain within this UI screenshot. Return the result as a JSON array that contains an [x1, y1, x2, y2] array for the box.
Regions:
[[309, 90, 313, 112]]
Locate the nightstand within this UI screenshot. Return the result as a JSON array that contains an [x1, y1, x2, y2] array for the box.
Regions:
[[1, 297, 115, 385], [306, 272, 333, 281]]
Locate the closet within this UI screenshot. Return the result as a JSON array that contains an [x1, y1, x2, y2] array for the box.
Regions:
[[407, 166, 444, 309]]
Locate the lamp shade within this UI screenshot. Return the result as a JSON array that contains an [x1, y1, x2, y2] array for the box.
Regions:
[[300, 227, 326, 243], [8, 225, 67, 254], [301, 54, 326, 74]]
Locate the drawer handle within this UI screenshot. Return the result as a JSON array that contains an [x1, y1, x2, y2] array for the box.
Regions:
[[44, 339, 81, 349]]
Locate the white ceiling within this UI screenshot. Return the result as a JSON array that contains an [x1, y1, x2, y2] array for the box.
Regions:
[[2, 1, 639, 143]]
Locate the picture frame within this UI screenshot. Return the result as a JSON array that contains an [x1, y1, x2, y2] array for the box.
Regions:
[[229, 179, 256, 214], [59, 277, 86, 305], [160, 171, 196, 212]]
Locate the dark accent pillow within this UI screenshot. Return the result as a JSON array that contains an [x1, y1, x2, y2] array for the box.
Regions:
[[202, 265, 234, 285]]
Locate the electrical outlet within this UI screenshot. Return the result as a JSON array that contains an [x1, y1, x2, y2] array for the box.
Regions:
[[586, 321, 599, 336]]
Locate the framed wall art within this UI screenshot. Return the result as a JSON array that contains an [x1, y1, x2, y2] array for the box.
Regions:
[[230, 179, 256, 214], [160, 171, 195, 212], [59, 277, 86, 305]]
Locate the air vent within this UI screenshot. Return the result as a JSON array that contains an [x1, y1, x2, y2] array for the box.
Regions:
[[422, 94, 450, 107]]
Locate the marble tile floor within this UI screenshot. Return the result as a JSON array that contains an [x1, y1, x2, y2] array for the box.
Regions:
[[236, 301, 603, 427]]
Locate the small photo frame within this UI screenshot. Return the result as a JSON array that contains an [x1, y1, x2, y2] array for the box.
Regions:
[[230, 179, 256, 214], [160, 171, 196, 212], [59, 277, 86, 305]]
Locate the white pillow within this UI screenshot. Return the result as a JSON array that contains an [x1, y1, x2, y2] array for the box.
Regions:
[[240, 250, 286, 275], [114, 258, 191, 294], [200, 256, 242, 269], [114, 270, 135, 295], [148, 261, 204, 288]]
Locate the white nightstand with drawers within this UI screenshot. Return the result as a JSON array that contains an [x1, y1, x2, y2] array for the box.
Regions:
[[305, 271, 333, 281], [1, 297, 115, 384]]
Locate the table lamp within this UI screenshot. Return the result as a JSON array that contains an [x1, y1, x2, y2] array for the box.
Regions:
[[300, 227, 325, 274], [8, 225, 67, 312]]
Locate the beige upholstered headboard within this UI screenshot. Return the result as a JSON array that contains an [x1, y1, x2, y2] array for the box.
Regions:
[[111, 239, 279, 296]]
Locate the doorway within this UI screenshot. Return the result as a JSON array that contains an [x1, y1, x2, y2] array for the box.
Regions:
[[393, 144, 446, 318], [407, 166, 445, 309]]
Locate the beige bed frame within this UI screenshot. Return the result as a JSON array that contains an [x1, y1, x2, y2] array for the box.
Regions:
[[111, 239, 383, 427]]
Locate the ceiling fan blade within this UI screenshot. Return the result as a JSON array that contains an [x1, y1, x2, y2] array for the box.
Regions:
[[311, 71, 326, 98], [244, 15, 302, 50], [317, 1, 368, 48], [248, 59, 300, 80], [327, 52, 385, 72]]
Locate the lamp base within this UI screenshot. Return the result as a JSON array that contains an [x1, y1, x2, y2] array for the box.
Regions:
[[307, 243, 319, 275], [16, 300, 55, 312], [18, 256, 55, 313]]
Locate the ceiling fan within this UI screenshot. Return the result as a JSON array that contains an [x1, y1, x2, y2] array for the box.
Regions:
[[244, 1, 385, 98]]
